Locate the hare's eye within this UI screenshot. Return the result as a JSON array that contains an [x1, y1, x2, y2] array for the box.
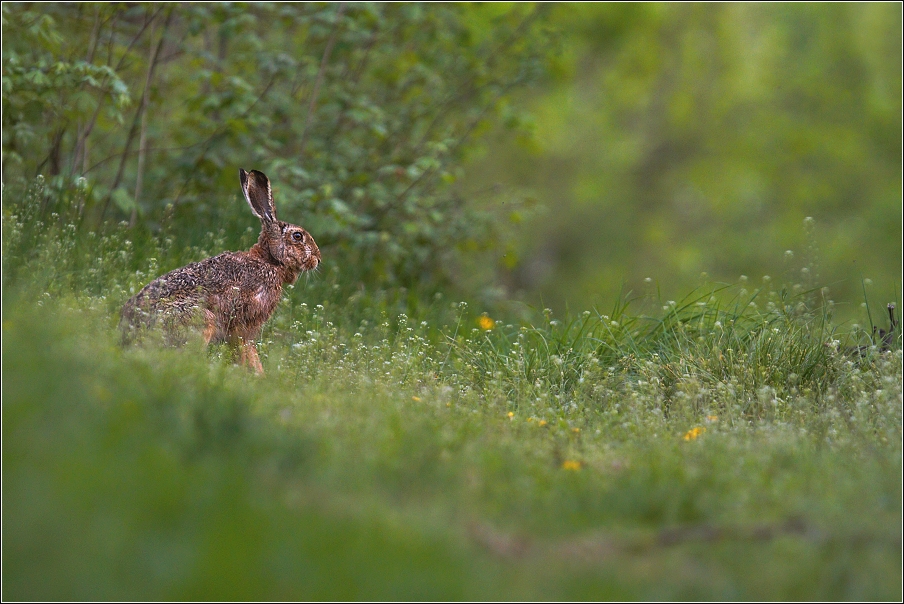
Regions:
[[292, 232, 303, 242]]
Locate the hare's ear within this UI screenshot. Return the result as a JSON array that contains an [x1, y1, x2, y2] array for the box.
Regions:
[[239, 168, 278, 222]]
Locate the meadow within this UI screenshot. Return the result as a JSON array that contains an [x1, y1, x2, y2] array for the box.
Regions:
[[3, 204, 901, 600], [3, 4, 901, 600]]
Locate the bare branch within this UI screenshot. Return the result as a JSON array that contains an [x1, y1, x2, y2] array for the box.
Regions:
[[72, 5, 167, 178], [100, 8, 173, 223], [130, 14, 162, 228], [297, 2, 347, 158]]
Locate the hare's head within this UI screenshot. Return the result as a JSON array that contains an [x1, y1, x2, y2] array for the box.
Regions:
[[240, 168, 320, 278], [275, 221, 321, 274]]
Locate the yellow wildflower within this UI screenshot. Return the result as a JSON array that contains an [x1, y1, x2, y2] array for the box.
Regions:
[[411, 396, 422, 402], [706, 415, 718, 422], [538, 420, 548, 427], [572, 427, 581, 434], [683, 426, 706, 441], [562, 460, 583, 471], [477, 315, 495, 330]]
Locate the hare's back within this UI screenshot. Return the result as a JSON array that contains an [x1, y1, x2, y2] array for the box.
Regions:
[[121, 251, 280, 334], [139, 251, 278, 299], [196, 251, 283, 294], [120, 256, 218, 333]]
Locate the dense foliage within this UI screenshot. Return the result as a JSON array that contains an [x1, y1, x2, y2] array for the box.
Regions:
[[3, 2, 553, 287]]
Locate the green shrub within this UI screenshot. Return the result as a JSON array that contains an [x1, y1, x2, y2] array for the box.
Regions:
[[2, 3, 555, 288]]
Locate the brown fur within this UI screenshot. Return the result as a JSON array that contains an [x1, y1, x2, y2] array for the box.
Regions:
[[120, 169, 320, 374]]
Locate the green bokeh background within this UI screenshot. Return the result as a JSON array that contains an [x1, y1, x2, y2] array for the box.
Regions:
[[460, 3, 901, 316]]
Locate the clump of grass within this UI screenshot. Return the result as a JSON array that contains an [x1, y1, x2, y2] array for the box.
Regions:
[[454, 277, 898, 431]]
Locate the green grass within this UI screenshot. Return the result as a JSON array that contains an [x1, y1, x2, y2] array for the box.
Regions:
[[2, 205, 901, 600], [3, 281, 901, 600]]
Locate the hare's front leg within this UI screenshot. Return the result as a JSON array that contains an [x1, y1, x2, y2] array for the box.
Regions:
[[201, 309, 218, 346], [224, 332, 264, 375], [240, 338, 264, 375]]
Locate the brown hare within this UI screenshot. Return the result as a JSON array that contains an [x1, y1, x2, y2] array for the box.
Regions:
[[120, 169, 320, 374]]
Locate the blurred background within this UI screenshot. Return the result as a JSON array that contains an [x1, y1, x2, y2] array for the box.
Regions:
[[3, 3, 901, 318]]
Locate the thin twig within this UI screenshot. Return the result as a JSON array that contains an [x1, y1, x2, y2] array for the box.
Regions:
[[70, 5, 102, 175], [100, 8, 173, 223], [72, 5, 166, 177], [130, 14, 161, 228], [411, 5, 548, 157], [170, 74, 278, 207], [297, 2, 347, 158]]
